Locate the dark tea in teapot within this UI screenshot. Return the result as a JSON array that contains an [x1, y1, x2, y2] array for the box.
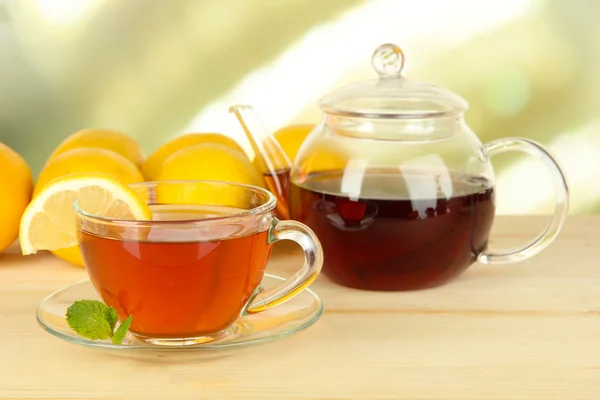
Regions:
[[289, 168, 495, 291]]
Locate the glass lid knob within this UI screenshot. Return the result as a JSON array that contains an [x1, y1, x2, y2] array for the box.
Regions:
[[371, 43, 405, 79]]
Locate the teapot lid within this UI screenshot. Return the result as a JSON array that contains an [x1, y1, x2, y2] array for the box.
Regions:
[[318, 43, 468, 119]]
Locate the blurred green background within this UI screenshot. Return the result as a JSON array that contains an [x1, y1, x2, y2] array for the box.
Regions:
[[0, 0, 598, 214]]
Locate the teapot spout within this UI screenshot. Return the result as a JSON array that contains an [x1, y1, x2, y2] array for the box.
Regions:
[[229, 105, 291, 219]]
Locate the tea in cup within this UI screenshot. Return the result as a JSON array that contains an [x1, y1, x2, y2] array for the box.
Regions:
[[74, 180, 322, 345]]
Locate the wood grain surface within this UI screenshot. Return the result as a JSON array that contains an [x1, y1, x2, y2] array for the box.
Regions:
[[0, 216, 598, 400]]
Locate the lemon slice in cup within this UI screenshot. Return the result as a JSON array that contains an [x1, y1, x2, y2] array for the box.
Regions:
[[19, 173, 151, 256]]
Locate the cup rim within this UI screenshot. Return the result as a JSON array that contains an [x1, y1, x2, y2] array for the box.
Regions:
[[73, 179, 277, 226]]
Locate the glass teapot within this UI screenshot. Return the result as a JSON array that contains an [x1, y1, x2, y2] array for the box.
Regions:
[[230, 43, 569, 291]]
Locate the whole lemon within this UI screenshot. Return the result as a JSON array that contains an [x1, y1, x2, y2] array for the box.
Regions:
[[34, 147, 144, 198], [48, 128, 144, 167], [252, 124, 315, 172], [142, 133, 247, 181], [295, 141, 349, 174], [0, 143, 33, 252], [34, 148, 144, 267], [156, 143, 263, 207]]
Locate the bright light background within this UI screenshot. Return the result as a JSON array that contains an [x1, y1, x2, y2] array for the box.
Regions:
[[181, 0, 534, 137], [1, 0, 598, 215]]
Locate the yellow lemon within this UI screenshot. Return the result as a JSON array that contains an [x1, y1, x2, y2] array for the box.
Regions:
[[273, 124, 316, 162], [34, 147, 144, 198], [33, 148, 144, 266], [156, 143, 263, 208], [20, 173, 151, 259], [48, 128, 144, 167], [294, 141, 349, 177], [142, 133, 247, 181], [51, 245, 85, 267], [252, 124, 316, 172], [0, 143, 33, 252]]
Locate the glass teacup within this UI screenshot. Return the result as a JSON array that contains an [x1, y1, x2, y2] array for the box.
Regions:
[[74, 180, 323, 346]]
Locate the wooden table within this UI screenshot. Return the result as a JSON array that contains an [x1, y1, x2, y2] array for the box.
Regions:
[[0, 216, 598, 399]]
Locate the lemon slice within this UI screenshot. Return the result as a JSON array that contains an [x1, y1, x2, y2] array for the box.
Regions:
[[19, 173, 151, 256]]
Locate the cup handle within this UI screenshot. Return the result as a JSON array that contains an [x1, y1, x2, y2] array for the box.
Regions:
[[244, 219, 323, 314], [479, 137, 570, 264]]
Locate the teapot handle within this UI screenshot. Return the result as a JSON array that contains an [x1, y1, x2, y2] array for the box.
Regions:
[[479, 138, 569, 264]]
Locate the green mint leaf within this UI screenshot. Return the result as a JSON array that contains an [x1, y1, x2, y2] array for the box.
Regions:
[[103, 307, 118, 334], [112, 315, 133, 344], [66, 300, 113, 340]]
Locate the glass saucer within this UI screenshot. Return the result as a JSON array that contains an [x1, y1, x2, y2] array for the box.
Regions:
[[37, 274, 323, 362]]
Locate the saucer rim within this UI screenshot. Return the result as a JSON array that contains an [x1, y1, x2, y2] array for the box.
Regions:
[[36, 273, 323, 352]]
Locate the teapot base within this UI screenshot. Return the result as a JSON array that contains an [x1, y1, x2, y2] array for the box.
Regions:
[[320, 266, 471, 292]]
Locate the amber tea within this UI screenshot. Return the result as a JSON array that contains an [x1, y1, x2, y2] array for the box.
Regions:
[[263, 168, 291, 220], [289, 169, 495, 291], [79, 205, 273, 339]]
